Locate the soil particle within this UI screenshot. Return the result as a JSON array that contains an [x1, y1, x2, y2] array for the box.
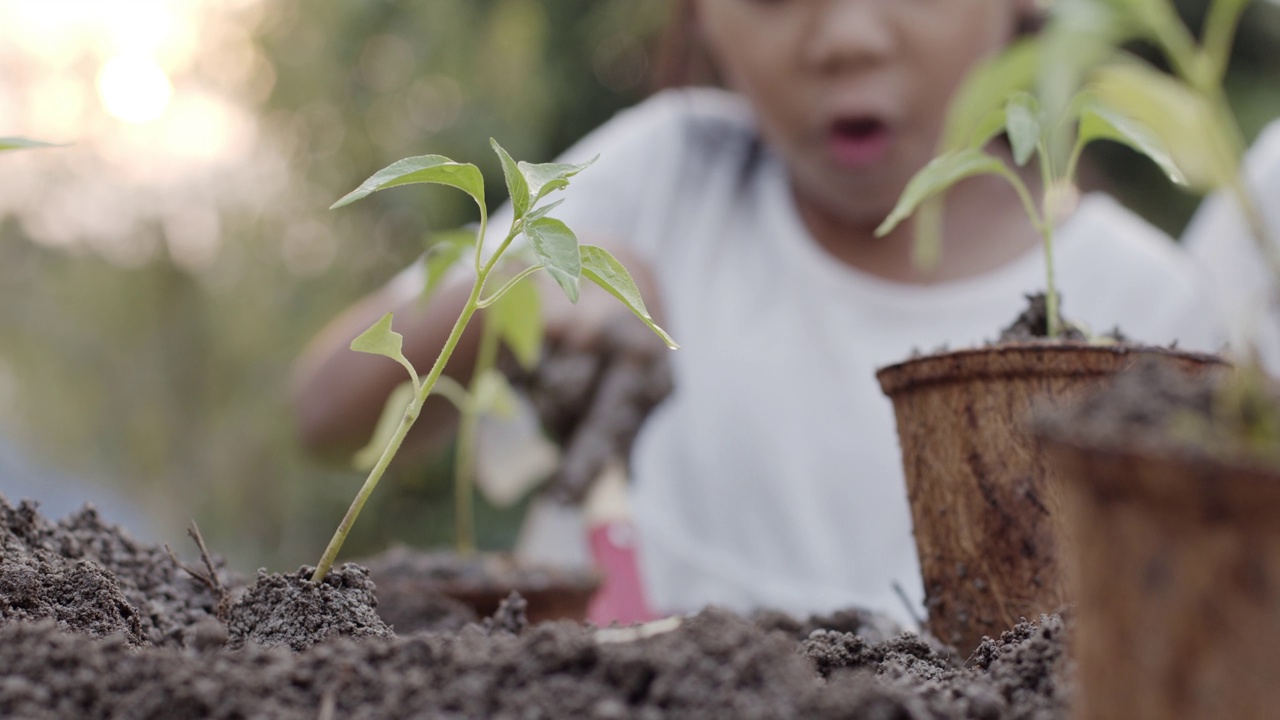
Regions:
[[225, 565, 392, 651], [0, 495, 226, 646], [804, 630, 954, 679], [0, 556, 144, 643], [482, 590, 528, 635], [800, 614, 1070, 720], [753, 605, 907, 645], [969, 614, 1074, 720]]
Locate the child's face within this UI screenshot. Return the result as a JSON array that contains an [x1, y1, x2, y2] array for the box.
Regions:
[[696, 0, 1026, 229]]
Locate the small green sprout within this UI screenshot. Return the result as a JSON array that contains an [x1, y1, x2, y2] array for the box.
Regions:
[[314, 140, 677, 583]]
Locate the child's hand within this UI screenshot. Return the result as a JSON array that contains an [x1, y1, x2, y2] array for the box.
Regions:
[[551, 319, 673, 502], [514, 241, 672, 501]]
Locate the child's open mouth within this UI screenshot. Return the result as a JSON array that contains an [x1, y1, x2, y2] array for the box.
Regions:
[[828, 117, 892, 168]]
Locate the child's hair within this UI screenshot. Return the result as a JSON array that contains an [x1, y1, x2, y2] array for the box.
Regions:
[[649, 0, 1045, 92]]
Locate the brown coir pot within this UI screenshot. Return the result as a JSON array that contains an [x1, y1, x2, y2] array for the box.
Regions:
[[876, 343, 1222, 654], [1040, 393, 1280, 720]]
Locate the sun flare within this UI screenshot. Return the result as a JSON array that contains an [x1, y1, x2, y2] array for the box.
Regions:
[[96, 55, 173, 124]]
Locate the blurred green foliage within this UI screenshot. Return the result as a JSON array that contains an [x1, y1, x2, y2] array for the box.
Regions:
[[1089, 0, 1280, 233]]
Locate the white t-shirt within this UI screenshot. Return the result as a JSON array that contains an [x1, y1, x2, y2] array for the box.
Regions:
[[392, 88, 1223, 626], [1183, 119, 1280, 373]]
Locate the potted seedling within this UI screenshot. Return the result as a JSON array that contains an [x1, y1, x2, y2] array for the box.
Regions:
[[872, 27, 1225, 653], [307, 140, 675, 629], [1031, 1, 1280, 718]]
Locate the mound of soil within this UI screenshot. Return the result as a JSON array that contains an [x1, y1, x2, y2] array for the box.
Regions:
[[0, 496, 225, 647], [225, 565, 393, 651], [998, 294, 1090, 344], [0, 495, 1073, 719]]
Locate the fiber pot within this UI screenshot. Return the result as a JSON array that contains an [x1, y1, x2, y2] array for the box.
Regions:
[[876, 343, 1222, 654], [1038, 365, 1280, 720]]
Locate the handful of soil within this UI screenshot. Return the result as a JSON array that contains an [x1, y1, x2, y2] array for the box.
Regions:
[[509, 319, 673, 503]]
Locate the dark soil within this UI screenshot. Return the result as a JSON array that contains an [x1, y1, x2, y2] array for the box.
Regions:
[[0, 496, 226, 647], [997, 294, 1091, 344], [225, 565, 393, 651], [1040, 356, 1278, 465], [0, 494, 1074, 719]]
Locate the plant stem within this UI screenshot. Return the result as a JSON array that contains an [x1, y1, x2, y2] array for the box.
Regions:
[[478, 265, 543, 308], [1040, 220, 1060, 340], [311, 275, 486, 583], [998, 165, 1060, 338], [1201, 0, 1249, 87], [453, 311, 501, 556]]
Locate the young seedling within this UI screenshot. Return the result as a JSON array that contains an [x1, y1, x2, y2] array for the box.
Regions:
[[313, 140, 677, 583], [354, 261, 540, 557], [874, 19, 1232, 339]]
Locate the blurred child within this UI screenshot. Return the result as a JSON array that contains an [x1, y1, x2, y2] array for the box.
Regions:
[[293, 0, 1223, 627]]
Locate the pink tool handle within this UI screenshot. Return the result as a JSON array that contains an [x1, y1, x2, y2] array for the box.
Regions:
[[586, 520, 656, 626]]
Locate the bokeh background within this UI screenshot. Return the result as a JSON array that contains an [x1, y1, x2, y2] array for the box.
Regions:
[[0, 0, 1276, 572]]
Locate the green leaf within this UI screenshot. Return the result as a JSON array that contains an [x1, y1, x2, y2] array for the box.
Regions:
[[518, 156, 597, 205], [525, 198, 565, 224], [966, 108, 1009, 151], [876, 149, 1011, 237], [911, 200, 946, 273], [0, 137, 60, 152], [491, 139, 530, 220], [525, 217, 581, 302], [580, 245, 679, 349], [473, 369, 518, 419], [331, 155, 485, 210], [1005, 92, 1041, 167], [1075, 95, 1186, 185], [422, 229, 475, 301], [1087, 62, 1238, 191], [351, 312, 419, 389], [942, 39, 1040, 151], [352, 381, 416, 471], [490, 274, 544, 371]]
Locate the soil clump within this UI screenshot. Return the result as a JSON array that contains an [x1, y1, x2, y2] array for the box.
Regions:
[[997, 294, 1091, 344], [0, 495, 225, 647], [225, 565, 393, 651]]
